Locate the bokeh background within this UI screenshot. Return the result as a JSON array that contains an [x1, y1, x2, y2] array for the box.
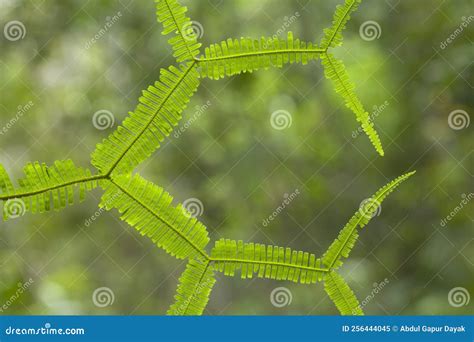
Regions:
[[0, 0, 472, 315]]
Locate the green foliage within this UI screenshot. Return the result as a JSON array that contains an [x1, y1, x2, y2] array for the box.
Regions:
[[0, 0, 416, 316], [197, 32, 322, 80], [167, 259, 216, 315], [324, 271, 364, 315], [320, 53, 384, 156], [91, 63, 200, 176], [322, 171, 415, 270], [0, 160, 99, 220], [100, 174, 210, 260], [210, 239, 325, 284], [155, 0, 201, 62], [320, 0, 362, 49]]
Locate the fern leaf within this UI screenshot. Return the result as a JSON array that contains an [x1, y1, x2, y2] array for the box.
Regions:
[[167, 259, 216, 315], [100, 173, 209, 260], [0, 160, 99, 220], [91, 62, 199, 175], [155, 0, 201, 62], [320, 0, 361, 49], [211, 239, 327, 284], [324, 271, 364, 315], [322, 171, 416, 270], [321, 52, 384, 156], [197, 32, 322, 80]]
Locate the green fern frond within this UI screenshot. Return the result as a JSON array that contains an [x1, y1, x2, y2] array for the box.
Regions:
[[322, 171, 416, 270], [100, 173, 209, 260], [320, 0, 362, 49], [0, 160, 100, 220], [167, 259, 216, 315], [324, 271, 364, 315], [91, 62, 199, 175], [197, 32, 322, 80], [155, 0, 201, 62], [210, 239, 327, 284], [321, 52, 384, 156]]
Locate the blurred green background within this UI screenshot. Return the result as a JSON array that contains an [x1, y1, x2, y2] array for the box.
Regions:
[[0, 0, 472, 315]]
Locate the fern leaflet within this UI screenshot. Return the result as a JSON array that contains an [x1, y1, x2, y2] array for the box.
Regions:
[[0, 160, 100, 220], [320, 0, 361, 49], [324, 271, 363, 315], [155, 0, 201, 62], [91, 62, 199, 176], [197, 32, 322, 80], [210, 239, 327, 284], [321, 52, 384, 156], [167, 259, 216, 315], [100, 173, 210, 260], [322, 171, 416, 270]]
